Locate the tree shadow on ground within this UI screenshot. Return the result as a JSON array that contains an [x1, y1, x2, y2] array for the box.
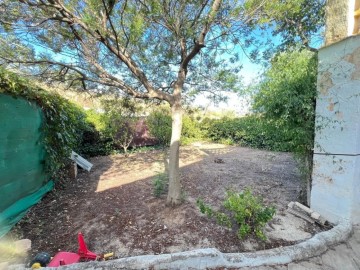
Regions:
[[10, 144, 304, 261]]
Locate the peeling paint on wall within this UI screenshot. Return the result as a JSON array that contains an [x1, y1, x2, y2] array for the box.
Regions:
[[318, 71, 334, 95], [311, 35, 360, 224], [344, 47, 360, 80]]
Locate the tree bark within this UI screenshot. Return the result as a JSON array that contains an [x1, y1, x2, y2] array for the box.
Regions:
[[166, 101, 183, 205]]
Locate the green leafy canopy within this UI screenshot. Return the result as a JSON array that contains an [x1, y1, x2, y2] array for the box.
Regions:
[[0, 0, 249, 101], [252, 49, 317, 155]]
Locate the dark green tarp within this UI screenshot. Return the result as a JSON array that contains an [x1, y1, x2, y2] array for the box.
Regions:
[[0, 94, 53, 237]]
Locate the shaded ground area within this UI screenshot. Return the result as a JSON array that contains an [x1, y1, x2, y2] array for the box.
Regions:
[[8, 143, 325, 263]]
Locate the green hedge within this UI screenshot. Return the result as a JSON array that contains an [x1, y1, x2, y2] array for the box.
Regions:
[[204, 115, 294, 152], [147, 107, 204, 146]]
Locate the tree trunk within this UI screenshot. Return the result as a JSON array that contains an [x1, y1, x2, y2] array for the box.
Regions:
[[166, 102, 183, 205]]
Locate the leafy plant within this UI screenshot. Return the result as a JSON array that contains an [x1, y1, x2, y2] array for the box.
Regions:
[[147, 107, 204, 146], [181, 114, 203, 144], [197, 188, 276, 240], [153, 172, 168, 198], [252, 50, 317, 156], [204, 115, 293, 151], [80, 136, 114, 157], [252, 49, 317, 204], [101, 98, 140, 155], [85, 109, 107, 132], [147, 107, 172, 147]]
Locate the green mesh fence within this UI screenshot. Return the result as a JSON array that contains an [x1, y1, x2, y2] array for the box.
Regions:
[[0, 94, 53, 237]]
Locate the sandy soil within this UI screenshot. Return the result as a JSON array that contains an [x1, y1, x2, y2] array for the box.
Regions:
[[8, 143, 326, 263]]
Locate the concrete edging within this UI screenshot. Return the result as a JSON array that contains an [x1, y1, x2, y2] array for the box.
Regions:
[[14, 220, 352, 270]]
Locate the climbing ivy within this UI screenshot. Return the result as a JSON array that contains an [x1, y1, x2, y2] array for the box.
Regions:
[[0, 68, 89, 177]]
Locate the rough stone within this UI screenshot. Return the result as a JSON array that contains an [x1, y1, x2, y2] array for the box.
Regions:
[[7, 222, 358, 270], [288, 261, 323, 270], [265, 214, 312, 242], [321, 245, 359, 270], [36, 221, 351, 270]]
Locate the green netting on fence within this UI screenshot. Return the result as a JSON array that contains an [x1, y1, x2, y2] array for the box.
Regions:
[[0, 181, 53, 237], [0, 94, 53, 237]]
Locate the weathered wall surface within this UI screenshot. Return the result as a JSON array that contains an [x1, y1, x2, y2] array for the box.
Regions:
[[311, 35, 360, 224], [325, 0, 354, 45]]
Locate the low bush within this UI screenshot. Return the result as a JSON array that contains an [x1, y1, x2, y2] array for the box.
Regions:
[[181, 115, 204, 145], [204, 115, 293, 152], [197, 188, 276, 240], [147, 108, 172, 146], [101, 98, 140, 154], [85, 109, 107, 132], [80, 136, 114, 157], [83, 99, 144, 156], [147, 107, 204, 146], [153, 172, 168, 197]]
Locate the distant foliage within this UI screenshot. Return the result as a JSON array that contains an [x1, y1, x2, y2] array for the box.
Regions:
[[85, 109, 107, 132], [81, 109, 114, 157], [82, 98, 145, 156], [101, 98, 140, 154], [252, 50, 317, 155], [204, 50, 317, 155], [79, 122, 114, 157], [204, 115, 293, 152], [0, 68, 90, 176], [147, 107, 204, 146], [197, 188, 276, 240], [181, 115, 204, 145], [147, 107, 172, 146]]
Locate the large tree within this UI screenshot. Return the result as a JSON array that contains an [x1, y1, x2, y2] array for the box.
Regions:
[[0, 0, 324, 205], [0, 0, 251, 205]]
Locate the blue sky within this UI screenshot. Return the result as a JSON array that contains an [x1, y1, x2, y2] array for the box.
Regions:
[[192, 27, 277, 115], [5, 6, 323, 116], [193, 53, 261, 115], [194, 24, 325, 116]]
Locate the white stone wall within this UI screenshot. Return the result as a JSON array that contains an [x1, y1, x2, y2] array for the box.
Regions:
[[311, 35, 360, 224]]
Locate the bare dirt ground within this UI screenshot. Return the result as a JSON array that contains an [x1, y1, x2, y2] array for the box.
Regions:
[[8, 143, 326, 263]]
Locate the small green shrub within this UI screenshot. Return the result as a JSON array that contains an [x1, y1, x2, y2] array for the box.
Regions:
[[153, 172, 168, 197], [147, 107, 172, 146], [181, 115, 203, 145], [85, 109, 107, 132], [197, 188, 276, 240], [101, 98, 140, 154], [80, 137, 115, 157], [147, 107, 204, 146]]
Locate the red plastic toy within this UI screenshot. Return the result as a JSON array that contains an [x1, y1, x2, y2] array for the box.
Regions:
[[47, 232, 98, 267]]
